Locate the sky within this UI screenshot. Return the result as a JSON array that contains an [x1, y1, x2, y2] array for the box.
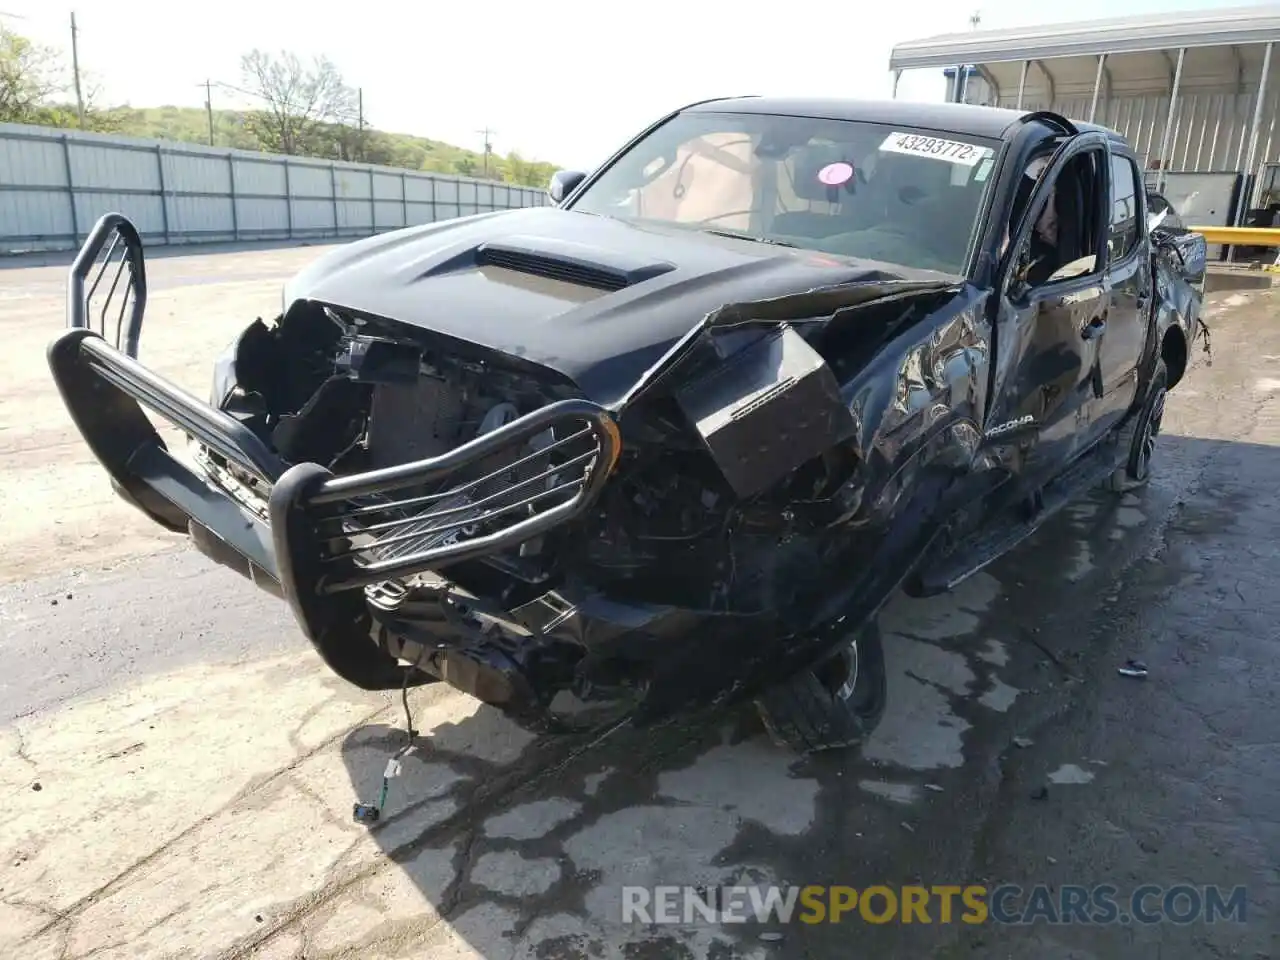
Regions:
[[0, 0, 1257, 170]]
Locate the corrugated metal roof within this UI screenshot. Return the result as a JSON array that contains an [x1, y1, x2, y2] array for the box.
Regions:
[[890, 4, 1280, 70], [685, 96, 1032, 138]]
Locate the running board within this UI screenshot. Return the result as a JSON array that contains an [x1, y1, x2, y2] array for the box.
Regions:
[[912, 443, 1119, 596]]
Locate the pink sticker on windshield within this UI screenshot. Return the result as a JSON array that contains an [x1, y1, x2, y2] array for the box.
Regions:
[[817, 161, 854, 186]]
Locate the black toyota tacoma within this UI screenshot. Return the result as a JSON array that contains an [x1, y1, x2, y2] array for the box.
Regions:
[[49, 98, 1206, 753]]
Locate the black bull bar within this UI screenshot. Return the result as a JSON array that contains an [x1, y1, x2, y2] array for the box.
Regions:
[[47, 214, 623, 659]]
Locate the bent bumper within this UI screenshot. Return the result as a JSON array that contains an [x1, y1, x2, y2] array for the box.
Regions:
[[48, 215, 623, 677], [48, 327, 620, 579], [50, 328, 287, 588]]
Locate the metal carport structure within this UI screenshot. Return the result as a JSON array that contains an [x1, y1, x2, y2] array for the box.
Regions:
[[889, 6, 1280, 238]]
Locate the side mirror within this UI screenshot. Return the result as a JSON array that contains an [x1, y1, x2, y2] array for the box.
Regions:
[[548, 170, 587, 205]]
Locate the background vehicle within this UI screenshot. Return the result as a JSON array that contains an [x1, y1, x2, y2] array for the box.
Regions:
[[48, 99, 1206, 753]]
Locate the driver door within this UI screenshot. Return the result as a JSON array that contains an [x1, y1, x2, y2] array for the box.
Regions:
[[985, 132, 1113, 482]]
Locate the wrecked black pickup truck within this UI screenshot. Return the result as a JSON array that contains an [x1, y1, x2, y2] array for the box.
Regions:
[[49, 98, 1206, 754]]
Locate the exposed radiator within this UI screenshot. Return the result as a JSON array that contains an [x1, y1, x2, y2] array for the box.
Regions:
[[349, 378, 599, 571], [365, 376, 468, 468]]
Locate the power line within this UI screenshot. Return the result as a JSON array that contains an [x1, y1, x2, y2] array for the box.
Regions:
[[205, 78, 362, 126], [4, 19, 529, 169], [8, 15, 362, 141], [200, 79, 360, 129]]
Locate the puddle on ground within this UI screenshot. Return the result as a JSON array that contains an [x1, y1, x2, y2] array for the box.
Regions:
[[1047, 763, 1096, 785]]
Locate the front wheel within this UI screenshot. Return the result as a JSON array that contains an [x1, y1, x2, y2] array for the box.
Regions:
[[1105, 358, 1169, 493], [754, 619, 888, 754]]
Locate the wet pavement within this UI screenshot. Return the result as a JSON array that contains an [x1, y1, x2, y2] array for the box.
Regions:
[[1, 264, 1278, 958]]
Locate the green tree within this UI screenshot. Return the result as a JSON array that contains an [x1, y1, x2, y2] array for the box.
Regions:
[[502, 150, 555, 187], [1, 27, 124, 131], [69, 76, 128, 132], [0, 26, 63, 124], [239, 49, 358, 155]]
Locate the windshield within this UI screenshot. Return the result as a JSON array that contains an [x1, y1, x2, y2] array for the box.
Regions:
[[567, 110, 1001, 276]]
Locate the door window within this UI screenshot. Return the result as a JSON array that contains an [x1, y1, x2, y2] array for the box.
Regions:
[[1013, 147, 1106, 288], [1108, 156, 1142, 261]]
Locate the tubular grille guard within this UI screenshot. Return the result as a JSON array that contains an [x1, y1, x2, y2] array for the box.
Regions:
[[285, 399, 622, 595], [51, 215, 625, 690], [68, 214, 147, 358]]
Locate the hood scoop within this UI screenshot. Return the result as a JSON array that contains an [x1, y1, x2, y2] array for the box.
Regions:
[[476, 234, 675, 292]]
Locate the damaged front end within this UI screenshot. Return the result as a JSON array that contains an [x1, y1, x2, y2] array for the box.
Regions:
[[50, 213, 965, 729]]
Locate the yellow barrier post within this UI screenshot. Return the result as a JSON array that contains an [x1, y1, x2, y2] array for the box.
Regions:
[[1188, 226, 1280, 247]]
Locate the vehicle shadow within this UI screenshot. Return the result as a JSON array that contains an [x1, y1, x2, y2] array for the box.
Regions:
[[334, 432, 1275, 959]]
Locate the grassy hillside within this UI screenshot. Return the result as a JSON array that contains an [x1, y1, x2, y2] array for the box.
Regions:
[[96, 104, 558, 186]]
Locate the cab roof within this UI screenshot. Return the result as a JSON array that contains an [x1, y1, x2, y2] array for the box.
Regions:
[[682, 96, 1125, 144]]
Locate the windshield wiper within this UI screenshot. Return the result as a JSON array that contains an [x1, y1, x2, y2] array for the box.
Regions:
[[700, 228, 797, 248]]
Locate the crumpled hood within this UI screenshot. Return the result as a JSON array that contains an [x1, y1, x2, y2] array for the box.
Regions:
[[283, 206, 945, 407]]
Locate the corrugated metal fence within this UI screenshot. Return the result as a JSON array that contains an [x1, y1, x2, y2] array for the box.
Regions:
[[0, 122, 553, 255]]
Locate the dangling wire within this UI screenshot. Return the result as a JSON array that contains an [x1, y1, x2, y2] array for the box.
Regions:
[[354, 664, 420, 825]]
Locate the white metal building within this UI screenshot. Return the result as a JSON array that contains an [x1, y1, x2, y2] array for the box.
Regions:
[[891, 5, 1280, 238]]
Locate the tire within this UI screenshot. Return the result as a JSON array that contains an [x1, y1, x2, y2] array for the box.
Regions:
[[754, 619, 888, 754], [1105, 358, 1168, 494]]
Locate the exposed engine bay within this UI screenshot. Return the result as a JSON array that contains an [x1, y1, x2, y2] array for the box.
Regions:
[[198, 289, 936, 725]]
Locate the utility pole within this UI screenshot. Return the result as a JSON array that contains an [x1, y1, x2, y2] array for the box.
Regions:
[[477, 127, 495, 177], [70, 11, 85, 128], [954, 10, 981, 104], [356, 87, 364, 162], [204, 79, 214, 145]]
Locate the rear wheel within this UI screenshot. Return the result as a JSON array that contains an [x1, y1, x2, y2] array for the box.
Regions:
[[1105, 359, 1168, 493], [754, 619, 887, 754]]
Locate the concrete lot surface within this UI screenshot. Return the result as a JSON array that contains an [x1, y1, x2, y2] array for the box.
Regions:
[[0, 243, 348, 586], [1, 246, 1276, 959]]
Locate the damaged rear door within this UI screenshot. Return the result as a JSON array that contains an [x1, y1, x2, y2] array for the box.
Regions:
[[985, 130, 1113, 478], [1146, 200, 1209, 292], [1093, 149, 1151, 429]]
